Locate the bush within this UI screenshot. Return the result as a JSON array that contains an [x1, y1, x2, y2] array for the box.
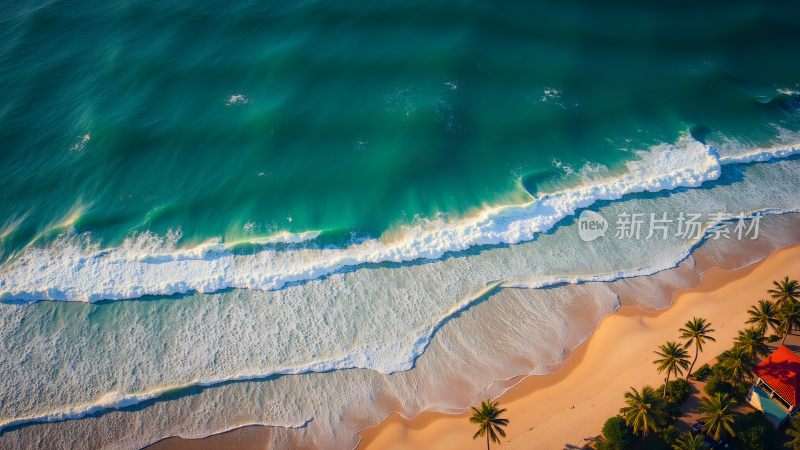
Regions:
[[665, 379, 691, 405], [735, 411, 774, 450], [693, 364, 712, 381], [704, 375, 734, 397], [734, 382, 752, 401], [663, 401, 682, 421], [711, 354, 732, 376], [600, 416, 633, 450], [639, 434, 670, 450], [657, 424, 679, 446]]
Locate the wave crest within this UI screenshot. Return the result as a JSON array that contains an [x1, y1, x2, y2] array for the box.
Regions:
[[1, 134, 798, 303]]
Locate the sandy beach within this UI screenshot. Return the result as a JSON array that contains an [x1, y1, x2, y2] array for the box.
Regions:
[[356, 244, 800, 450]]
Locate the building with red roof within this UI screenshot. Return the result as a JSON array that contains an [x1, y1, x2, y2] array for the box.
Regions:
[[747, 345, 800, 426]]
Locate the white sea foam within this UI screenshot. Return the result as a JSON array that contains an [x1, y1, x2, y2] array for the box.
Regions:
[[778, 87, 800, 96], [0, 385, 312, 434], [551, 158, 575, 176], [540, 87, 561, 102], [0, 358, 312, 432], [1, 157, 799, 436], [0, 275, 509, 432], [131, 229, 322, 263], [1, 210, 798, 433], [1, 134, 799, 303], [718, 140, 800, 164], [226, 94, 249, 105], [69, 133, 90, 152], [0, 288, 500, 431]]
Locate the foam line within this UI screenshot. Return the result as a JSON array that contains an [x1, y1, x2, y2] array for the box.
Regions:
[[0, 135, 798, 303], [1, 209, 798, 431]]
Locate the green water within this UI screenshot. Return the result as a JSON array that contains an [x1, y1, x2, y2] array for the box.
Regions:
[[1, 1, 799, 258]]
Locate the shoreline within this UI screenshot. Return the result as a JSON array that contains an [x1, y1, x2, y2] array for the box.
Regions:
[[145, 425, 272, 450], [148, 242, 800, 450], [355, 243, 800, 450]]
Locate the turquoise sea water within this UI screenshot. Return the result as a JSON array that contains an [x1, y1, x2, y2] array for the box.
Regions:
[[2, 2, 800, 449], [2, 1, 800, 258]]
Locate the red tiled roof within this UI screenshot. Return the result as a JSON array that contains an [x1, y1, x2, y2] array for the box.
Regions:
[[754, 345, 800, 407]]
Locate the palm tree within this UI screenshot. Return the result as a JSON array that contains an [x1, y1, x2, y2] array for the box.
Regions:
[[672, 432, 708, 450], [746, 299, 780, 334], [620, 386, 666, 437], [653, 341, 691, 396], [679, 317, 716, 380], [469, 400, 509, 450], [719, 346, 754, 386], [786, 415, 800, 449], [768, 276, 800, 307], [701, 393, 737, 440], [734, 326, 770, 359], [778, 300, 800, 345]]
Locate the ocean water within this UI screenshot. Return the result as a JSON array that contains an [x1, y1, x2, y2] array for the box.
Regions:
[[1, 1, 800, 448]]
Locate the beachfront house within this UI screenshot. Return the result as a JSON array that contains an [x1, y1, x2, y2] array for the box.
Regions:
[[747, 345, 800, 426]]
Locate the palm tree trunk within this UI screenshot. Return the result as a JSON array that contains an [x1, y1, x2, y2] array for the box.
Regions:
[[687, 345, 699, 380], [663, 374, 670, 398], [486, 432, 490, 450]]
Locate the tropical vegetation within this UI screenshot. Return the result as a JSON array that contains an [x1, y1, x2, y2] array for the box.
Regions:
[[701, 392, 737, 440], [671, 432, 707, 450], [466, 276, 800, 448], [592, 276, 799, 450], [746, 299, 780, 334], [620, 386, 667, 437], [469, 400, 509, 450], [787, 415, 800, 450], [679, 317, 716, 380], [653, 342, 691, 398], [734, 327, 770, 359], [769, 276, 800, 307]]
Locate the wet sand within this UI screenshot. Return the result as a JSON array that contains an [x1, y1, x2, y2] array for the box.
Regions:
[[146, 243, 800, 450], [356, 244, 800, 450]]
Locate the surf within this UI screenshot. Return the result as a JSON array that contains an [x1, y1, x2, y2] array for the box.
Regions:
[[1, 133, 799, 303]]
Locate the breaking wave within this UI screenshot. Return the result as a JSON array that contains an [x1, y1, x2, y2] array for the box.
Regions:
[[1, 134, 798, 303]]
